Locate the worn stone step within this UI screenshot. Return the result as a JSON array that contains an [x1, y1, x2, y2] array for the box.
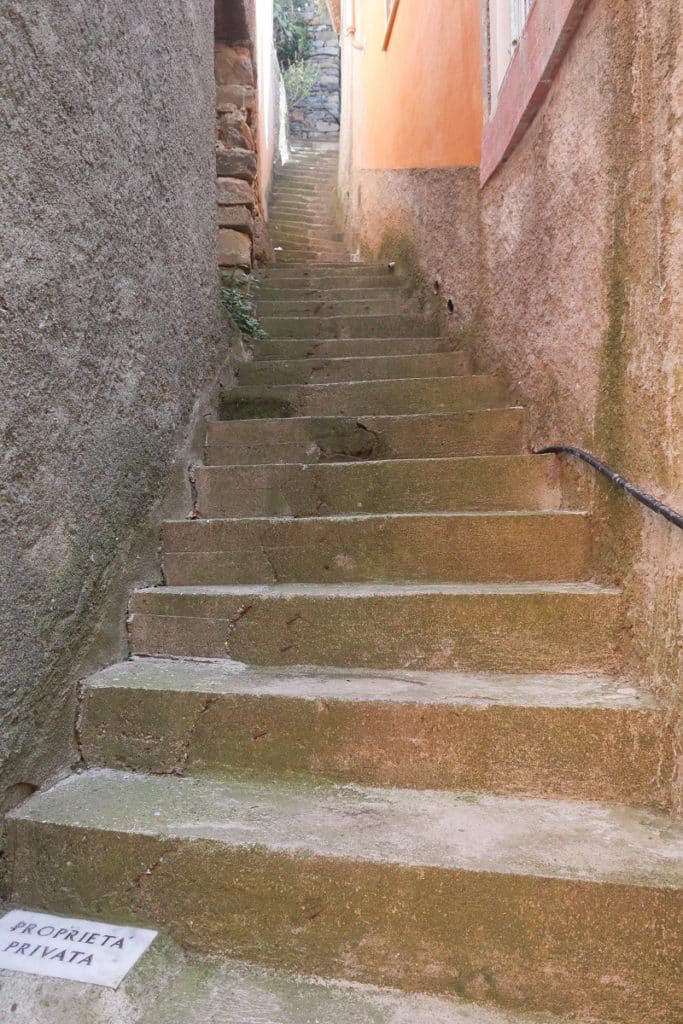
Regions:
[[259, 263, 387, 278], [194, 455, 562, 518], [127, 581, 620, 671], [162, 510, 590, 585], [79, 659, 672, 807], [260, 273, 398, 291], [257, 267, 396, 283], [272, 234, 346, 247], [272, 235, 345, 248], [257, 285, 404, 302], [257, 297, 409, 316], [218, 375, 506, 419], [246, 336, 458, 361], [271, 219, 343, 232], [270, 216, 339, 230], [9, 770, 680, 1022], [273, 234, 345, 246], [275, 254, 352, 265], [261, 314, 439, 339], [269, 223, 342, 237], [0, 942, 552, 1024], [237, 352, 472, 386], [274, 252, 351, 264], [274, 246, 349, 259], [205, 409, 527, 464], [271, 203, 336, 217]]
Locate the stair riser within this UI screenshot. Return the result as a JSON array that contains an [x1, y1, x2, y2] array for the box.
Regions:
[[270, 203, 334, 216], [261, 316, 439, 339], [271, 236, 345, 248], [9, 818, 674, 1023], [237, 352, 471, 386], [256, 300, 407, 317], [246, 337, 460, 361], [129, 589, 620, 672], [162, 513, 590, 585], [258, 264, 385, 278], [257, 287, 402, 302], [80, 686, 670, 806], [205, 409, 527, 463], [272, 258, 352, 266], [273, 239, 345, 250], [194, 457, 561, 517], [271, 221, 342, 233], [218, 376, 507, 419]]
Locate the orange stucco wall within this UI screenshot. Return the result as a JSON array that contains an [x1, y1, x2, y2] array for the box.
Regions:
[[351, 0, 482, 169]]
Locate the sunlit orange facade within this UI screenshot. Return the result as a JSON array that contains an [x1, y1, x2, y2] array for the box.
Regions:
[[343, 0, 483, 169]]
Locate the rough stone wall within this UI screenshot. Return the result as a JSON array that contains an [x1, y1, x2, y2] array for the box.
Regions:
[[0, 0, 224, 841], [342, 0, 682, 807], [215, 42, 261, 270], [290, 1, 340, 140]]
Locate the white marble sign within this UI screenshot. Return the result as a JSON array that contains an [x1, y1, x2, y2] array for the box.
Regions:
[[0, 910, 157, 988]]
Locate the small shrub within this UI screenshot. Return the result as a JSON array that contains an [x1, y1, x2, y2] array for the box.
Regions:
[[282, 59, 319, 107]]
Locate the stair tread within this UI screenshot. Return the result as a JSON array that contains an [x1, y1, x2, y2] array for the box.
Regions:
[[134, 581, 619, 596], [243, 351, 466, 367], [208, 408, 524, 427], [0, 942, 566, 1024], [233, 373, 499, 390], [167, 510, 588, 522], [11, 768, 681, 887], [86, 658, 662, 712]]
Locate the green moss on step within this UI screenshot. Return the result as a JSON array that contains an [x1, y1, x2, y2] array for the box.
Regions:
[[218, 390, 296, 421]]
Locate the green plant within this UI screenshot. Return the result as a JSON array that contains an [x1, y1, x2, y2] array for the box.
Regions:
[[282, 59, 319, 107], [274, 1, 312, 68], [220, 276, 267, 340]]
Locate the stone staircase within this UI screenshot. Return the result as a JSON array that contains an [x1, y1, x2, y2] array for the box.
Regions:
[[6, 147, 682, 1023]]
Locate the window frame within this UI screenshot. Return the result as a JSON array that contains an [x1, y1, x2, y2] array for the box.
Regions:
[[480, 0, 590, 185]]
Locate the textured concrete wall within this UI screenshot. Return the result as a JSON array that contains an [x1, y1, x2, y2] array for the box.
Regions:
[[341, 0, 682, 806], [344, 168, 483, 332], [479, 1, 682, 781], [0, 1, 224, 831]]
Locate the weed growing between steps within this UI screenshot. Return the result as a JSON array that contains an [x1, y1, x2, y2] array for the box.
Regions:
[[220, 273, 267, 341]]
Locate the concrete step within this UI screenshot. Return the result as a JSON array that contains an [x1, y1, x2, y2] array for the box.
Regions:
[[205, 409, 528, 463], [194, 454, 563, 518], [275, 254, 352, 265], [257, 285, 404, 301], [218, 375, 507, 418], [246, 336, 461, 361], [257, 266, 397, 282], [271, 234, 346, 247], [256, 297, 409, 316], [258, 274, 403, 291], [162, 510, 591, 585], [270, 202, 336, 217], [261, 315, 440, 339], [237, 352, 472, 386], [127, 581, 620, 671], [269, 217, 340, 230], [9, 770, 680, 1022], [79, 659, 673, 807], [274, 253, 351, 264], [1, 942, 553, 1024], [270, 219, 343, 232], [259, 263, 388, 278]]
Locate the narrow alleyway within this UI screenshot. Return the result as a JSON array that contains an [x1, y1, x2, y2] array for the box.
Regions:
[[5, 149, 681, 1023]]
